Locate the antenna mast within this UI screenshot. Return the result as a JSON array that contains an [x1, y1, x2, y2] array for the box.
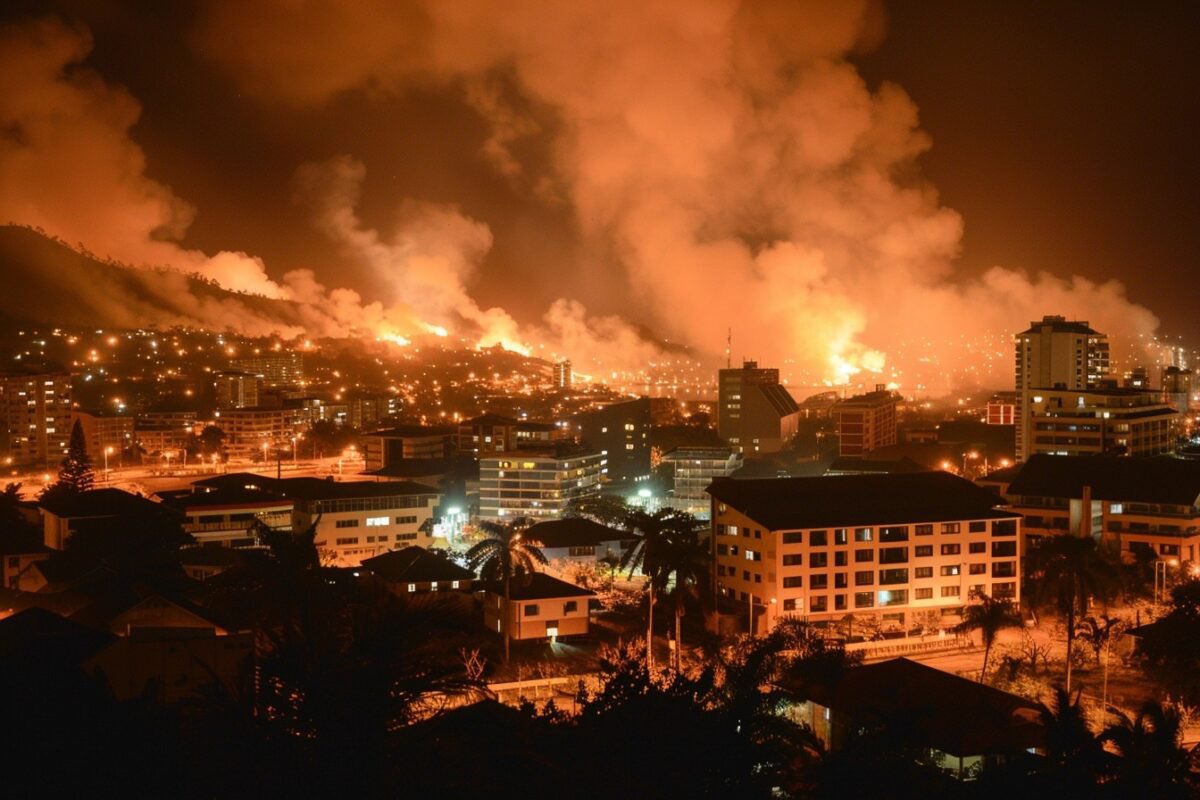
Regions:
[[726, 328, 732, 369]]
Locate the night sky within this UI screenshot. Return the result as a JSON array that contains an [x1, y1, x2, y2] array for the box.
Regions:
[[1, 1, 1197, 386]]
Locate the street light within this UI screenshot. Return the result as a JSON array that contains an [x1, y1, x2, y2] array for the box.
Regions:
[[1154, 558, 1180, 606], [291, 435, 299, 468], [104, 446, 113, 483], [962, 450, 979, 477]]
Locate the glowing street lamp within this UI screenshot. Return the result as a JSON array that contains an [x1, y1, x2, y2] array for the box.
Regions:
[[104, 446, 113, 482]]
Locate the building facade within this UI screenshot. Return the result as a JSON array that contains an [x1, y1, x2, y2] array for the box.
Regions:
[[288, 479, 442, 567], [1003, 454, 1200, 563], [214, 370, 260, 409], [360, 425, 456, 470], [71, 410, 135, 463], [478, 448, 603, 521], [231, 353, 304, 387], [1015, 316, 1110, 461], [986, 392, 1017, 426], [0, 369, 72, 468], [572, 397, 652, 483], [1021, 388, 1177, 459], [213, 407, 308, 461], [833, 387, 898, 458], [708, 473, 1021, 633], [718, 361, 800, 454], [661, 446, 744, 518]]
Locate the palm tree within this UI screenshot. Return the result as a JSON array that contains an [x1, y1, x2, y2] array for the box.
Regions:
[[1101, 701, 1199, 798], [465, 519, 547, 664], [658, 523, 710, 672], [1027, 534, 1119, 692], [954, 590, 1021, 682], [619, 508, 694, 673], [1037, 685, 1107, 793]]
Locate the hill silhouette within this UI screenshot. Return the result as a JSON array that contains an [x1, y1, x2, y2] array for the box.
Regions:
[[0, 225, 311, 335]]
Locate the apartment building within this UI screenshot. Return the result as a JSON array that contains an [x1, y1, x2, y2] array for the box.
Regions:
[[833, 387, 898, 458], [213, 407, 308, 461], [71, 410, 135, 461], [456, 413, 565, 455], [1004, 454, 1200, 562], [0, 369, 72, 468], [572, 397, 652, 483], [214, 370, 260, 409], [157, 487, 294, 548], [1015, 316, 1110, 460], [231, 352, 304, 386], [478, 446, 603, 521], [1021, 388, 1177, 458], [660, 446, 744, 518], [708, 473, 1021, 633]]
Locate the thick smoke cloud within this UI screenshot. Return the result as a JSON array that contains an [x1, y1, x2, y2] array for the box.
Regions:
[[192, 0, 1158, 388], [1, 6, 1160, 391]]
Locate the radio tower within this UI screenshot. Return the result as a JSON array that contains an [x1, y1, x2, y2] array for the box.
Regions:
[[725, 328, 732, 369]]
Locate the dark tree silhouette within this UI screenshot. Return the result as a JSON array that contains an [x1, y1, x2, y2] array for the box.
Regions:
[[619, 507, 695, 673], [44, 419, 94, 496], [1100, 700, 1199, 799]]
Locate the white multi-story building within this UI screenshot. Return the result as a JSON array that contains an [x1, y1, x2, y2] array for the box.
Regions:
[[708, 472, 1021, 634], [478, 447, 603, 521], [287, 478, 442, 567]]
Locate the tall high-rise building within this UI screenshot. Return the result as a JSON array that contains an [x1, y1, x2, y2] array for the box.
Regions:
[[1162, 366, 1194, 413], [833, 387, 898, 458], [554, 360, 572, 390], [0, 369, 72, 468], [572, 397, 652, 483], [214, 370, 260, 409], [717, 361, 799, 454], [1014, 316, 1110, 461]]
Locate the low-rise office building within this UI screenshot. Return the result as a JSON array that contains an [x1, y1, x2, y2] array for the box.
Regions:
[[157, 487, 293, 547], [708, 472, 1021, 633], [361, 425, 456, 470]]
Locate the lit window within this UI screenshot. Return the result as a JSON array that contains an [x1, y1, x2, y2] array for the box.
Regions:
[[407, 583, 416, 593], [366, 516, 389, 527]]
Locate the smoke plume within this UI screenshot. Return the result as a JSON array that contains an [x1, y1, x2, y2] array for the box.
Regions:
[[1, 6, 1162, 391]]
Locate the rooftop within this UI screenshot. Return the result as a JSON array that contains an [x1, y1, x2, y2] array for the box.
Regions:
[[707, 472, 1018, 529], [39, 488, 178, 520], [1006, 454, 1200, 506], [360, 547, 475, 583], [1019, 315, 1101, 336], [792, 658, 1042, 756], [524, 518, 632, 548], [192, 474, 439, 501], [486, 572, 596, 601], [362, 425, 455, 438]]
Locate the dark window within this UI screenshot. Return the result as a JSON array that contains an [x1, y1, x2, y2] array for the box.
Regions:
[[992, 519, 1018, 537], [783, 531, 802, 544], [915, 587, 933, 599], [810, 530, 828, 546], [941, 523, 961, 534], [835, 572, 848, 588], [915, 545, 933, 557], [879, 568, 909, 585], [940, 544, 961, 556], [834, 551, 848, 566], [968, 542, 986, 554], [879, 547, 908, 564], [992, 541, 1017, 557], [968, 563, 987, 575], [782, 554, 803, 566], [834, 594, 847, 610], [854, 570, 874, 586], [880, 526, 909, 543], [783, 599, 797, 611], [564, 601, 578, 613], [810, 596, 828, 612], [525, 604, 540, 616], [992, 562, 1017, 578], [915, 524, 933, 536], [834, 529, 848, 545], [810, 552, 828, 568], [969, 521, 988, 533], [810, 574, 828, 589], [783, 576, 802, 588], [854, 549, 874, 563], [854, 592, 874, 608], [914, 567, 933, 579]]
